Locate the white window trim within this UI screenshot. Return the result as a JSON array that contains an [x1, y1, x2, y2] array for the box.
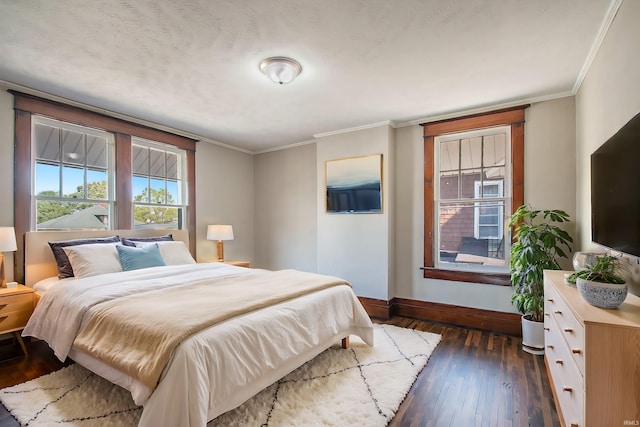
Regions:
[[131, 137, 188, 229], [473, 180, 504, 240], [31, 116, 116, 230]]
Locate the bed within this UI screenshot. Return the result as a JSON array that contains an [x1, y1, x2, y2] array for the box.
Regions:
[[21, 229, 374, 427]]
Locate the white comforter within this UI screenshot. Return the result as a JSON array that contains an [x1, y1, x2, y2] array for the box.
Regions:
[[23, 263, 374, 427]]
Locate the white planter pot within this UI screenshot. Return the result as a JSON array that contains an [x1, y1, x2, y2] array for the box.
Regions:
[[521, 315, 544, 355]]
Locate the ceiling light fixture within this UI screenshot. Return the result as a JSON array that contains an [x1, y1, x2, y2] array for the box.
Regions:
[[259, 57, 302, 85]]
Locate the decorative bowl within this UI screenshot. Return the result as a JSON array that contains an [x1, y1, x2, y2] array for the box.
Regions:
[[576, 278, 627, 309]]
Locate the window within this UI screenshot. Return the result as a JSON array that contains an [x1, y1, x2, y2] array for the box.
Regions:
[[434, 127, 509, 272], [32, 117, 115, 230], [12, 91, 197, 283], [422, 106, 527, 286], [131, 138, 186, 229]]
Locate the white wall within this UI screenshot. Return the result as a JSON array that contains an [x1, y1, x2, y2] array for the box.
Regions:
[[316, 125, 394, 300], [253, 144, 317, 272], [393, 98, 577, 312], [195, 141, 254, 264], [575, 0, 640, 294]]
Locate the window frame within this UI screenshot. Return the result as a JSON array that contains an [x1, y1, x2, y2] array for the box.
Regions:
[[12, 91, 197, 283], [421, 106, 527, 286], [131, 137, 188, 229], [31, 116, 116, 230]]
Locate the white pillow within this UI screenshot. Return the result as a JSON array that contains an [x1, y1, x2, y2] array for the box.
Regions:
[[135, 240, 196, 265], [62, 243, 123, 278]]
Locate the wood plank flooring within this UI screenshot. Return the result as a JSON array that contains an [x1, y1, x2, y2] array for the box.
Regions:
[[0, 317, 559, 427]]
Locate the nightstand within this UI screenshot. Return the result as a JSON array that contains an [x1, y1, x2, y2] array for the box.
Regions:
[[212, 261, 250, 268], [227, 261, 250, 268], [0, 285, 34, 355]]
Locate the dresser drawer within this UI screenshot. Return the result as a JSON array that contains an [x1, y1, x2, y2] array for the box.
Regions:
[[545, 285, 585, 375], [545, 316, 584, 427], [0, 293, 34, 315]]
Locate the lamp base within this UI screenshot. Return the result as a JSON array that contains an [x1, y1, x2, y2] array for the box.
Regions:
[[0, 253, 6, 288], [217, 240, 225, 262]]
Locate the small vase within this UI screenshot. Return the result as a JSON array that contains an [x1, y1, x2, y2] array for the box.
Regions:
[[576, 278, 628, 309]]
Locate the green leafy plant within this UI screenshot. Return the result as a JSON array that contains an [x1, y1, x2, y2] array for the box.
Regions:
[[567, 254, 625, 285], [509, 205, 573, 322]]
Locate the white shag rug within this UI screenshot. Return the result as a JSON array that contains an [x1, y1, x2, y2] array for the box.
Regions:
[[0, 324, 441, 427]]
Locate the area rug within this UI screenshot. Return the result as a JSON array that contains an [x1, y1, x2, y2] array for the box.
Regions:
[[0, 324, 441, 427]]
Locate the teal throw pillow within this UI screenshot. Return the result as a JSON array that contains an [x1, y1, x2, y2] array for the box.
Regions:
[[117, 243, 166, 271]]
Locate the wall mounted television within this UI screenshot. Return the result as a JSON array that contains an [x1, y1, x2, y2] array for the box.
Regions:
[[591, 111, 640, 257]]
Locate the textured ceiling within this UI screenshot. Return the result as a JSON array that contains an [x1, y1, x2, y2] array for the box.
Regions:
[[0, 0, 615, 152]]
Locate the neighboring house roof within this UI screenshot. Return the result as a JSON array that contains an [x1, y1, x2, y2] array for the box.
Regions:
[[37, 204, 109, 230]]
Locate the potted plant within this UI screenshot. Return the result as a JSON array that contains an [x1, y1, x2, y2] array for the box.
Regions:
[[568, 254, 627, 309], [509, 205, 573, 355]]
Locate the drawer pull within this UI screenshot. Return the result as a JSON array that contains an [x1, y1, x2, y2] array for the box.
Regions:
[[544, 327, 550, 331], [0, 315, 7, 322], [563, 386, 573, 393], [547, 298, 554, 302], [554, 310, 562, 314], [546, 344, 554, 349], [563, 327, 574, 333], [0, 304, 7, 310], [571, 348, 582, 354], [544, 312, 550, 316], [555, 359, 564, 365]]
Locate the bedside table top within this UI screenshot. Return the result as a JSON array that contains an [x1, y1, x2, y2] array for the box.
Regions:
[[0, 284, 33, 296]]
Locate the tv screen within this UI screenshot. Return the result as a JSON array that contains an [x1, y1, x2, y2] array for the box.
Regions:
[[591, 112, 640, 257]]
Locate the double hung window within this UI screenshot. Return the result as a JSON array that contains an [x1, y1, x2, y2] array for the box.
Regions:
[[422, 106, 526, 286], [434, 127, 510, 272], [132, 138, 187, 229], [33, 117, 115, 230]]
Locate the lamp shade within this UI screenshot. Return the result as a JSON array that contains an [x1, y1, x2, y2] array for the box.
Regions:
[[207, 225, 234, 241], [0, 227, 17, 252]]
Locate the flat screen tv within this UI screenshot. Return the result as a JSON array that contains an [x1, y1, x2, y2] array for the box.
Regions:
[[591, 112, 640, 257]]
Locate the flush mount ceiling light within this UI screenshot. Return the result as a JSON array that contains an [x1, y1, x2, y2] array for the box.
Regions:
[[259, 57, 302, 85]]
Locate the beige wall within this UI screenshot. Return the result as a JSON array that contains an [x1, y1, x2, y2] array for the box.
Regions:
[[576, 0, 640, 252], [253, 144, 317, 272], [254, 98, 577, 312], [575, 0, 640, 295], [195, 141, 254, 264], [393, 97, 577, 312], [0, 90, 15, 281], [316, 125, 395, 300]]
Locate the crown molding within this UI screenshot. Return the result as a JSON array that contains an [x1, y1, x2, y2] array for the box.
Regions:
[[0, 80, 254, 155], [572, 0, 622, 93], [313, 120, 397, 140]]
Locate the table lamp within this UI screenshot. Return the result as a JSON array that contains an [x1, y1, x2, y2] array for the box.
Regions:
[[0, 227, 17, 288], [207, 225, 234, 262]]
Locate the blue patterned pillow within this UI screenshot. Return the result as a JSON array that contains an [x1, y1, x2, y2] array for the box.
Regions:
[[116, 243, 166, 271]]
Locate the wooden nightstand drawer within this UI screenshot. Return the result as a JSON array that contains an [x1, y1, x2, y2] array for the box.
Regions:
[[0, 293, 34, 315], [0, 309, 32, 333]]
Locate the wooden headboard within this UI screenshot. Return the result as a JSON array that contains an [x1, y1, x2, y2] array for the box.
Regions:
[[24, 229, 189, 287]]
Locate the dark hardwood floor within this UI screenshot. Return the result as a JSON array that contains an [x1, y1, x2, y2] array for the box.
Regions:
[[0, 317, 559, 427]]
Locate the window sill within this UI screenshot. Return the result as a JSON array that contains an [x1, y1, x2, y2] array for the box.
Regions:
[[421, 267, 511, 286]]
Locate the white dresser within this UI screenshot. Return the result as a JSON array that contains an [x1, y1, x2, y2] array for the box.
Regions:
[[543, 270, 640, 427]]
